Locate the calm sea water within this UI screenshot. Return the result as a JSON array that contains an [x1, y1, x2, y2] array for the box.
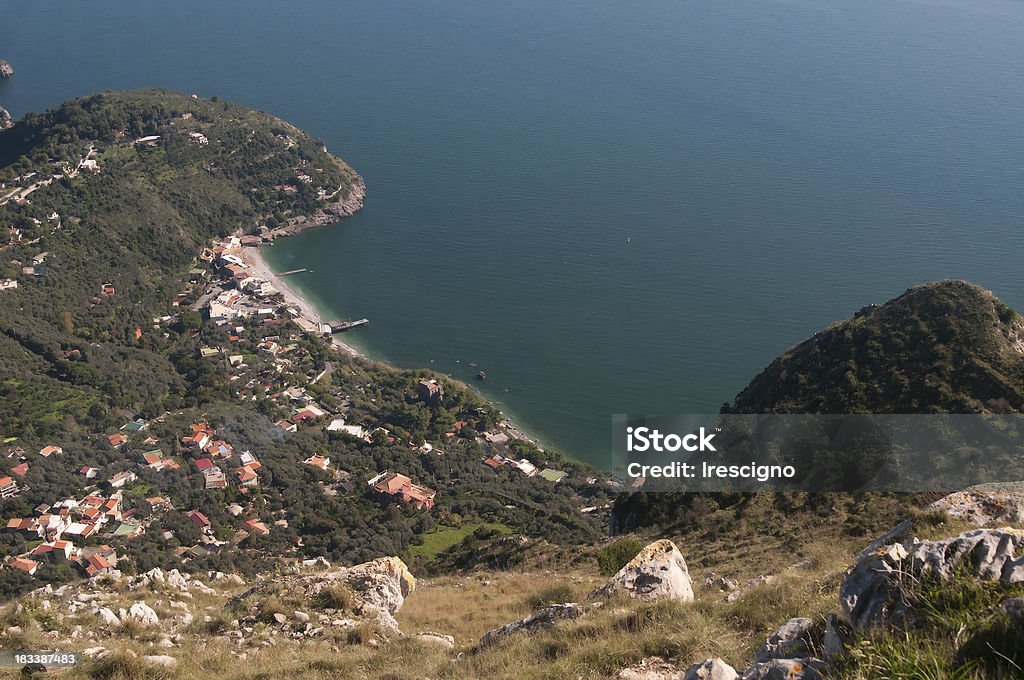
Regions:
[[4, 0, 1024, 465]]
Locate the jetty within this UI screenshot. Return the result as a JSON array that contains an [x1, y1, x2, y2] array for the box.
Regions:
[[279, 268, 308, 277], [327, 318, 369, 333]]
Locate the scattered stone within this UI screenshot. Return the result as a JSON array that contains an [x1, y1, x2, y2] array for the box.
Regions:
[[478, 603, 585, 648], [142, 654, 178, 668], [273, 613, 288, 625], [293, 611, 310, 623], [594, 539, 694, 602], [413, 632, 455, 651], [755, 617, 815, 662], [684, 658, 740, 680], [125, 602, 159, 626], [96, 607, 121, 627], [6, 626, 21, 636], [619, 656, 685, 679]]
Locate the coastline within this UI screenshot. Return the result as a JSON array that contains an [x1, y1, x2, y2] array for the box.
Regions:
[[240, 245, 363, 358]]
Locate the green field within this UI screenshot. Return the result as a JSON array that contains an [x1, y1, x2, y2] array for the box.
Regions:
[[407, 522, 512, 561]]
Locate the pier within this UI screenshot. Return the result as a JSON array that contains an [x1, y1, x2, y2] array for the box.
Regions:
[[279, 268, 308, 277], [327, 318, 369, 333]]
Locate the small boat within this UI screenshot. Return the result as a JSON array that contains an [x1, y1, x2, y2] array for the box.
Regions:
[[477, 371, 487, 381]]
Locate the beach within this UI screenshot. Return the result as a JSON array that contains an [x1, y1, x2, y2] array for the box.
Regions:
[[240, 245, 363, 358]]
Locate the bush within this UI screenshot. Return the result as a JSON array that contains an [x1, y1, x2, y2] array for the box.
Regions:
[[525, 584, 576, 610], [596, 538, 644, 576]]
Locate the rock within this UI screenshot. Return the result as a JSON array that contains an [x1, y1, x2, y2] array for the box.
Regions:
[[273, 613, 288, 625], [363, 605, 402, 636], [343, 556, 416, 614], [125, 602, 159, 626], [594, 539, 694, 602], [157, 637, 174, 648], [413, 632, 455, 651], [619, 656, 685, 679], [703, 575, 739, 593], [929, 483, 1024, 525], [0, 61, 12, 79], [822, 615, 849, 661], [144, 567, 166, 584], [1000, 596, 1024, 623], [96, 607, 121, 627], [82, 647, 106, 658], [167, 570, 188, 591], [142, 655, 178, 668], [755, 617, 815, 662], [6, 626, 21, 636], [293, 611, 310, 623], [841, 528, 1024, 630], [189, 580, 216, 595], [478, 603, 585, 648], [684, 658, 740, 680], [740, 658, 828, 680]]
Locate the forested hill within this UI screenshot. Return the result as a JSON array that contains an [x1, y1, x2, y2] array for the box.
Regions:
[[0, 89, 360, 431], [726, 280, 1024, 415]]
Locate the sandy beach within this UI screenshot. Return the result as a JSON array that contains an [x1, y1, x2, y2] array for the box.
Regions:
[[240, 245, 363, 358]]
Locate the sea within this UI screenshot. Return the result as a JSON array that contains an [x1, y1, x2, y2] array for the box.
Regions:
[[4, 0, 1024, 466]]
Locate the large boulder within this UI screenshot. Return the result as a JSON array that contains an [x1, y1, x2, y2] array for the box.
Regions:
[[478, 603, 585, 648], [596, 539, 694, 602], [841, 528, 1024, 630], [755, 617, 815, 662], [124, 602, 159, 626], [342, 556, 416, 614], [684, 658, 740, 680]]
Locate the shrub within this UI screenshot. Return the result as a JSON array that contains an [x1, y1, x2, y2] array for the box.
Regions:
[[525, 584, 576, 610], [596, 539, 644, 576]]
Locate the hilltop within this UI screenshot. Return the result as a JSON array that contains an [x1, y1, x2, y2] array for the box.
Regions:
[[727, 280, 1024, 415]]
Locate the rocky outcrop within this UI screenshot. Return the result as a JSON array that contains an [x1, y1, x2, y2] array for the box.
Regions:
[[928, 483, 1024, 525], [755, 617, 816, 662], [478, 603, 585, 648], [594, 539, 694, 602], [0, 60, 12, 78], [840, 528, 1024, 631], [311, 175, 366, 225], [0, 106, 12, 131]]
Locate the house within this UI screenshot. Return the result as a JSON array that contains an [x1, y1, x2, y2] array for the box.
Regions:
[[235, 465, 258, 487], [244, 519, 270, 536], [482, 455, 505, 470], [9, 558, 39, 575], [123, 419, 149, 433], [194, 458, 215, 472], [141, 451, 165, 470], [274, 419, 297, 433], [202, 466, 227, 489], [186, 510, 211, 531], [0, 476, 18, 499], [367, 471, 436, 510], [108, 471, 137, 488], [31, 539, 74, 563], [239, 451, 258, 466], [83, 553, 115, 577], [0, 279, 17, 290], [106, 433, 127, 448], [182, 424, 215, 450], [9, 463, 27, 478], [417, 380, 443, 405], [80, 466, 98, 479], [304, 455, 330, 471], [146, 497, 172, 512], [99, 283, 115, 298], [512, 459, 538, 477], [110, 520, 144, 539], [39, 445, 62, 457]]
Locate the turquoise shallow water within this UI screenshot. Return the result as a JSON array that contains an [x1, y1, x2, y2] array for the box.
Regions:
[[4, 0, 1024, 465]]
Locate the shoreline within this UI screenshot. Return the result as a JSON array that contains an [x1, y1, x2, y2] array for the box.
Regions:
[[240, 245, 363, 358]]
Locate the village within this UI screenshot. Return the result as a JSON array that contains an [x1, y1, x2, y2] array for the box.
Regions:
[[0, 228, 584, 582]]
